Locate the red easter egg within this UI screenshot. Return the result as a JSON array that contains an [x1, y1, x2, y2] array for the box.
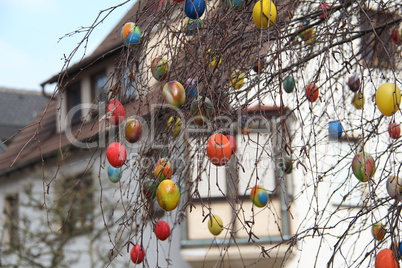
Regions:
[[317, 3, 331, 19], [388, 123, 401, 139], [375, 248, 399, 268], [347, 75, 361, 92], [206, 133, 233, 166], [130, 244, 145, 264], [305, 83, 319, 102], [226, 135, 237, 153], [391, 29, 401, 45], [106, 142, 127, 168], [106, 100, 125, 125], [154, 220, 171, 241]]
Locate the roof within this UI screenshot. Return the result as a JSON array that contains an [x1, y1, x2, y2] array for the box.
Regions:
[[0, 87, 48, 142]]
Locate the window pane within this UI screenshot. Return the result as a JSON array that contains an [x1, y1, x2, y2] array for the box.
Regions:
[[92, 71, 107, 102], [67, 83, 82, 123]]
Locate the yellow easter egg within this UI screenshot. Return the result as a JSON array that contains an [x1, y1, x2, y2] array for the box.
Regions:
[[352, 92, 365, 110], [207, 214, 223, 236], [167, 116, 183, 137], [230, 70, 245, 89], [375, 83, 401, 116], [252, 0, 277, 29], [156, 180, 180, 211]]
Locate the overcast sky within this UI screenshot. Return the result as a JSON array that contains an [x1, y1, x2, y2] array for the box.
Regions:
[[0, 0, 133, 91]]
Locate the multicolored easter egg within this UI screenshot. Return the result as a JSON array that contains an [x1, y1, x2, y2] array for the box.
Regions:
[[375, 248, 399, 268], [386, 176, 402, 199], [151, 57, 168, 81], [206, 133, 232, 166], [239, 116, 253, 134], [305, 83, 319, 102], [183, 78, 198, 99], [251, 55, 266, 73], [375, 83, 401, 116], [347, 75, 361, 92], [125, 119, 142, 143], [107, 165, 122, 183], [208, 214, 223, 236], [190, 96, 212, 125], [143, 177, 159, 199], [106, 142, 127, 168], [162, 81, 186, 108], [328, 120, 343, 140], [167, 116, 183, 137], [156, 179, 180, 211], [106, 100, 125, 125], [318, 3, 331, 19], [154, 220, 171, 241], [252, 0, 277, 29], [121, 22, 141, 47], [130, 244, 145, 264], [226, 0, 243, 9], [184, 18, 202, 35], [351, 152, 376, 182], [154, 158, 173, 181], [250, 185, 269, 208], [352, 92, 365, 109], [206, 49, 222, 69], [283, 75, 295, 93], [226, 135, 237, 153], [372, 222, 386, 241], [298, 22, 315, 43], [388, 123, 401, 139], [184, 0, 206, 19], [278, 156, 293, 174], [230, 70, 245, 89]]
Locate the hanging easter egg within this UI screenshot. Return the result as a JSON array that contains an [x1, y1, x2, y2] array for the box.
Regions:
[[375, 248, 399, 268], [121, 22, 141, 47], [154, 220, 171, 241], [107, 165, 122, 183], [226, 135, 237, 153], [143, 177, 159, 199], [252, 0, 277, 29], [184, 18, 202, 35], [328, 121, 343, 140], [250, 185, 269, 208], [183, 78, 198, 100], [283, 75, 295, 93], [151, 57, 169, 81], [227, 0, 243, 9], [130, 244, 145, 264], [156, 179, 180, 211], [239, 116, 253, 134], [375, 83, 401, 116], [167, 116, 183, 137], [190, 96, 212, 125], [208, 214, 223, 236], [206, 49, 222, 69], [162, 81, 186, 108], [388, 123, 401, 139], [185, 0, 206, 20], [251, 55, 266, 73], [372, 222, 386, 241], [352, 92, 365, 109], [106, 142, 127, 168], [391, 28, 402, 45], [278, 156, 293, 174], [386, 176, 402, 199], [298, 22, 315, 43], [206, 133, 232, 166], [351, 152, 376, 182], [305, 83, 319, 102], [125, 119, 142, 143], [154, 158, 173, 181], [106, 100, 125, 125], [230, 70, 245, 89], [347, 75, 361, 92], [317, 3, 331, 19]]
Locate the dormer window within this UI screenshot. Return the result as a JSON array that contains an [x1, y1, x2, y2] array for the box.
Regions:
[[91, 71, 107, 103], [66, 82, 82, 125]]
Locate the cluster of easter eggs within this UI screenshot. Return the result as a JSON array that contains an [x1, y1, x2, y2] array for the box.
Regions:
[[250, 185, 269, 207], [121, 22, 141, 47], [163, 81, 186, 108], [151, 57, 169, 81], [351, 152, 376, 182]]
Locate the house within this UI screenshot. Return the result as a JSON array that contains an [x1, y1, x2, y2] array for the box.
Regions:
[[0, 0, 401, 267]]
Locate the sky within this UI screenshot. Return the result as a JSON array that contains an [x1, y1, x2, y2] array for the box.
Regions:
[[0, 0, 134, 91]]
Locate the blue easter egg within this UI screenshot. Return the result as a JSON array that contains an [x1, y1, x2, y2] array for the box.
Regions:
[[184, 78, 198, 99], [328, 121, 343, 140], [185, 0, 206, 19], [108, 165, 122, 183], [121, 23, 141, 47]]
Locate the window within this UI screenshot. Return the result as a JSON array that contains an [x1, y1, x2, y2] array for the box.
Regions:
[[2, 193, 19, 251], [123, 67, 137, 102], [66, 82, 82, 124], [91, 71, 107, 103], [360, 9, 400, 69], [54, 173, 93, 236]]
